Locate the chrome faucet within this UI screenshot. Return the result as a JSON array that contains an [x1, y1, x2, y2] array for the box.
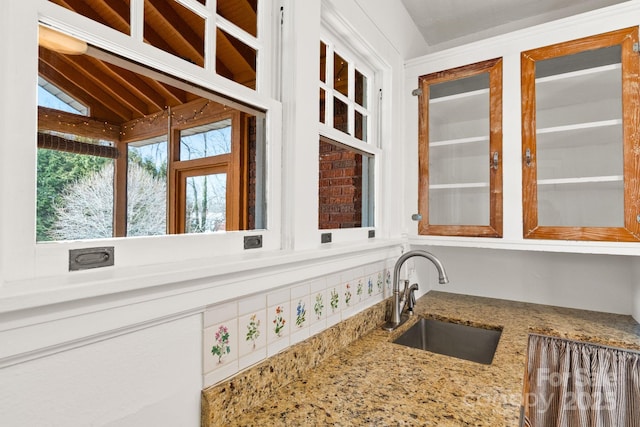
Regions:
[[382, 250, 449, 331]]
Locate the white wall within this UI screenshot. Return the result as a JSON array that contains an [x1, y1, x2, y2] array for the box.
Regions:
[[633, 259, 640, 322], [0, 314, 202, 427], [414, 246, 634, 315]]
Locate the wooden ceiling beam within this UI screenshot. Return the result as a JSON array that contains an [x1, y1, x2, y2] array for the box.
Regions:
[[217, 0, 257, 36], [99, 61, 169, 113], [97, 0, 131, 35], [65, 55, 150, 117], [219, 30, 256, 71], [38, 106, 121, 142], [144, 0, 204, 66]]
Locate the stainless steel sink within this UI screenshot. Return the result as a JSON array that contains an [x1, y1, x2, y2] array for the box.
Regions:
[[393, 318, 502, 365]]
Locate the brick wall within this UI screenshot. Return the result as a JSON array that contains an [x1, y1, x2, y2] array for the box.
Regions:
[[318, 140, 362, 229]]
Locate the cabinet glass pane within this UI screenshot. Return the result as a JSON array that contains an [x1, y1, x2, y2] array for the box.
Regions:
[[429, 187, 490, 225], [534, 45, 624, 227], [538, 181, 623, 227], [428, 73, 490, 226]]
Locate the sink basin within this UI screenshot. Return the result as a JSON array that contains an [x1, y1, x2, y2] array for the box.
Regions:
[[393, 318, 502, 365]]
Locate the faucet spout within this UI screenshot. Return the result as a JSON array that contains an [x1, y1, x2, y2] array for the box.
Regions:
[[382, 249, 449, 331]]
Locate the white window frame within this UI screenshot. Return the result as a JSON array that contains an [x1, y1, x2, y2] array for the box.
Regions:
[[318, 23, 384, 239], [0, 0, 282, 282]]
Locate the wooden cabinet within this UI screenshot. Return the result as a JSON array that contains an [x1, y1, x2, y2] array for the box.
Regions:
[[417, 58, 503, 237], [521, 27, 640, 241]]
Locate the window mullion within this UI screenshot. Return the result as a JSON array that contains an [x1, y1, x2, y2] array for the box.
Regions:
[[347, 60, 355, 137], [326, 44, 334, 129]]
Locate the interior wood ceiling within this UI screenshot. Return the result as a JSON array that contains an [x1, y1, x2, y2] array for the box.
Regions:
[[41, 0, 257, 125]]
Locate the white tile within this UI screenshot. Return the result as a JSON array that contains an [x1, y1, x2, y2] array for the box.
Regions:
[[267, 335, 289, 357], [341, 304, 358, 320], [238, 294, 266, 316], [326, 312, 341, 328], [238, 347, 266, 372], [203, 320, 238, 375], [309, 277, 326, 294], [364, 262, 377, 276], [309, 318, 326, 337], [325, 272, 342, 290], [238, 309, 267, 357], [203, 362, 239, 388], [350, 266, 365, 281], [267, 288, 290, 307], [290, 326, 310, 346], [203, 301, 238, 328], [290, 282, 310, 300]]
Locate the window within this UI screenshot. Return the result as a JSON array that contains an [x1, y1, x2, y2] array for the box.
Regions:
[[318, 37, 379, 230], [49, 0, 260, 89], [3, 1, 278, 281], [36, 35, 266, 242]]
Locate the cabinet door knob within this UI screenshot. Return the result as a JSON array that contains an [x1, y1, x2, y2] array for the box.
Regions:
[[525, 148, 532, 167], [491, 152, 499, 169]]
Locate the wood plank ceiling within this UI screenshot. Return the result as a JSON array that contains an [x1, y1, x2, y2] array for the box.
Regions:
[[41, 0, 257, 125]]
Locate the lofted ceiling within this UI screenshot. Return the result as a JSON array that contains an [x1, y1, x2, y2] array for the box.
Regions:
[[400, 0, 631, 52], [40, 0, 257, 126]]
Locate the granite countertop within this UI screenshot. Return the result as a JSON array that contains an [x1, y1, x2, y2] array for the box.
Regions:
[[210, 291, 640, 426]]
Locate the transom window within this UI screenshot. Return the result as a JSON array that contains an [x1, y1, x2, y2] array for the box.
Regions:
[[319, 41, 372, 143], [47, 0, 260, 89]]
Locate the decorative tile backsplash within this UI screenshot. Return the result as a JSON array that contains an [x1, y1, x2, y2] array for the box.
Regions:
[[202, 259, 392, 388]]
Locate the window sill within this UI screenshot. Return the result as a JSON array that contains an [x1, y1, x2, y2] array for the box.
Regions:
[[0, 238, 403, 316]]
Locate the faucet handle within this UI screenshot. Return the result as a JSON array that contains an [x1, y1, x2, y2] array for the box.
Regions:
[[406, 283, 419, 314]]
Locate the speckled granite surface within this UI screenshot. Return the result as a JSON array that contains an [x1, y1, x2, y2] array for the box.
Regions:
[[202, 291, 640, 426]]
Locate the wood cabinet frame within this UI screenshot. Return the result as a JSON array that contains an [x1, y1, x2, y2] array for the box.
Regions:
[[521, 27, 640, 242], [417, 58, 503, 237]]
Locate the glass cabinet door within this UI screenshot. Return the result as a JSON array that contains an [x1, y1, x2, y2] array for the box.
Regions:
[[521, 27, 640, 241], [417, 58, 503, 237]]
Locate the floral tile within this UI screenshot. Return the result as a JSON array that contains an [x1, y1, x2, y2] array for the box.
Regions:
[[311, 288, 327, 323], [238, 309, 267, 357], [292, 295, 310, 330], [328, 285, 341, 314], [376, 271, 384, 295], [268, 304, 289, 340], [203, 319, 239, 377], [343, 281, 353, 307]]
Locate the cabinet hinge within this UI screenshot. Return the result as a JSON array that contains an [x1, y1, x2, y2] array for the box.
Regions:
[[634, 42, 639, 53], [411, 88, 422, 96]]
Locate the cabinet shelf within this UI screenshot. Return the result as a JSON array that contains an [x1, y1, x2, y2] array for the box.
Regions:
[[429, 89, 489, 124], [430, 182, 489, 190], [430, 88, 489, 104], [537, 175, 623, 186], [537, 119, 621, 135], [536, 63, 620, 85], [430, 135, 489, 147]]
